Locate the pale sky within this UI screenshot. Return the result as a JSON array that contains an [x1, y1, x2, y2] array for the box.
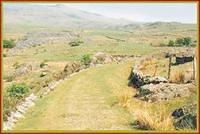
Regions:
[[64, 3, 197, 23]]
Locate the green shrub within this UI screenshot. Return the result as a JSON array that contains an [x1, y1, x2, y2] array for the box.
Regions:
[[3, 84, 29, 121], [175, 37, 192, 46], [3, 85, 28, 121], [183, 37, 192, 46], [81, 54, 91, 66], [3, 39, 15, 48], [175, 38, 184, 46], [8, 83, 29, 99], [69, 40, 84, 47], [168, 40, 175, 46], [3, 53, 6, 57]]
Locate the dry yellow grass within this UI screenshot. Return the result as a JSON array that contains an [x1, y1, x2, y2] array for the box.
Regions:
[[138, 57, 159, 76], [114, 88, 134, 109], [170, 65, 193, 83], [113, 86, 175, 131], [132, 104, 175, 131], [170, 70, 185, 83]]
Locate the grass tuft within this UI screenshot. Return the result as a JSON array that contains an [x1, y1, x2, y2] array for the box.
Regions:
[[132, 104, 174, 131], [114, 88, 134, 108]]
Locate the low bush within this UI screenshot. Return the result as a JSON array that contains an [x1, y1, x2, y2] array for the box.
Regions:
[[168, 40, 175, 47], [3, 83, 30, 121], [8, 83, 29, 99], [69, 40, 84, 47], [81, 54, 91, 67], [3, 39, 15, 48]]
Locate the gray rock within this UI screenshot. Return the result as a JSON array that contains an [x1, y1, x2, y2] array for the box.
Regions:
[[172, 104, 197, 130], [138, 83, 195, 102], [91, 52, 113, 64]]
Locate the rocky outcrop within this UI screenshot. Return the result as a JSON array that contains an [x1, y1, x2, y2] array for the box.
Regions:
[[136, 83, 195, 102], [15, 32, 78, 49], [63, 61, 83, 76], [90, 52, 136, 66], [172, 104, 197, 130], [90, 52, 113, 66]]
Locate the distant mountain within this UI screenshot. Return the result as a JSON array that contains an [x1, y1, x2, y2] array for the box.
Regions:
[[3, 4, 197, 33], [120, 21, 196, 32], [3, 4, 133, 29]]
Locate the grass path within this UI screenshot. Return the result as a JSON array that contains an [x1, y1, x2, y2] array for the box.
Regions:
[[13, 62, 135, 131]]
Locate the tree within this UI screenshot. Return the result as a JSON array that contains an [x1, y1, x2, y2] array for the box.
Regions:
[[175, 38, 184, 46], [168, 40, 174, 46], [183, 37, 192, 46]]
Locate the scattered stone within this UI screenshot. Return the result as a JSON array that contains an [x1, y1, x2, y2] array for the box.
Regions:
[[48, 81, 56, 90], [172, 104, 197, 130], [3, 93, 37, 130], [17, 106, 27, 114], [40, 72, 47, 77], [14, 32, 75, 49], [13, 111, 24, 119]]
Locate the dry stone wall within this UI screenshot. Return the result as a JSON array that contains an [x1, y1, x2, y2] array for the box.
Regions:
[[128, 56, 195, 102]]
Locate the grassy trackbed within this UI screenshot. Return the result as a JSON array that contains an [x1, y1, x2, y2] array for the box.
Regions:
[[13, 62, 135, 131], [10, 61, 196, 131]]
